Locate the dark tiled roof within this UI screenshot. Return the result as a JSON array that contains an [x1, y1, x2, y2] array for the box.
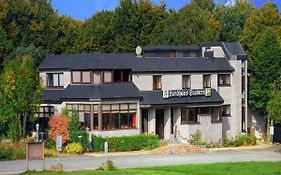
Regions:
[[142, 45, 200, 52], [42, 83, 142, 103], [201, 42, 247, 60], [39, 53, 234, 72], [42, 90, 64, 104], [140, 89, 224, 106]]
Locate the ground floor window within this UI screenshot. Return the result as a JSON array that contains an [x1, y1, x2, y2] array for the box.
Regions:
[[35, 106, 55, 118], [211, 107, 222, 122], [66, 104, 91, 130], [181, 107, 199, 124], [101, 103, 137, 130]]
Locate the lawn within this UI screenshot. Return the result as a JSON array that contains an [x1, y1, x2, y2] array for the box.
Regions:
[[23, 161, 281, 175]]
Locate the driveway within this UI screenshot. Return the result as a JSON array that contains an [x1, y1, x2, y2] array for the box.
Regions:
[[0, 145, 281, 174]]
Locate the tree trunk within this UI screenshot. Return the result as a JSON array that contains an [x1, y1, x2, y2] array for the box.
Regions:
[[22, 115, 27, 137], [266, 115, 270, 143]]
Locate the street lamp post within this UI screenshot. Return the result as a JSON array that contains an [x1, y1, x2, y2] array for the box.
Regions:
[[36, 123, 39, 142]]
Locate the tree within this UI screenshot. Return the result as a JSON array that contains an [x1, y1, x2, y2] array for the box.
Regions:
[[48, 115, 69, 145], [213, 0, 254, 42], [267, 77, 281, 124], [0, 29, 13, 67], [0, 55, 43, 140], [249, 28, 281, 110], [241, 2, 281, 56]]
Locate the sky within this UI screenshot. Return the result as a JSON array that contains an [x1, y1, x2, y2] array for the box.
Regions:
[[51, 0, 281, 21]]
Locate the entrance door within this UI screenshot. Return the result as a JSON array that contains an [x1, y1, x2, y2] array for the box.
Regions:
[[156, 109, 164, 139]]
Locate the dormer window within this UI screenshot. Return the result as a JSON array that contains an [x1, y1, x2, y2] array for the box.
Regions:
[[47, 73, 64, 88], [72, 71, 91, 84]]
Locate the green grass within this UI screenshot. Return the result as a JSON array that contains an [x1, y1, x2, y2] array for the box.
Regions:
[[23, 161, 281, 175]]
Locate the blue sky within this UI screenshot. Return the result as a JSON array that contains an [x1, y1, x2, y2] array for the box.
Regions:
[[51, 0, 281, 21]]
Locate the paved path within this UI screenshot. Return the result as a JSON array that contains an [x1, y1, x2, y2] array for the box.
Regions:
[[0, 146, 281, 174]]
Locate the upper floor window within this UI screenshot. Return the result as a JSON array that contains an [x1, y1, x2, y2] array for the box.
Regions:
[[218, 74, 231, 86], [72, 71, 91, 84], [93, 71, 101, 84], [113, 70, 131, 83], [47, 73, 64, 88], [169, 50, 176, 58], [203, 74, 211, 88], [153, 75, 162, 90], [103, 71, 112, 83], [182, 75, 191, 89]]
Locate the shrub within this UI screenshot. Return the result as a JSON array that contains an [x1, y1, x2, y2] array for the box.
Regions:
[[44, 148, 58, 157], [0, 146, 14, 160], [222, 134, 257, 147], [69, 131, 89, 151], [48, 115, 69, 145], [98, 160, 116, 171], [92, 134, 160, 152], [92, 135, 106, 152], [45, 138, 56, 149], [65, 142, 83, 154], [16, 149, 25, 159]]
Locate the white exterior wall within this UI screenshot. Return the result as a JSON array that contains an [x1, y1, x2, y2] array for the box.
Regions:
[[64, 71, 71, 88], [148, 108, 156, 134], [132, 74, 153, 91], [164, 108, 171, 140], [202, 46, 226, 58], [162, 74, 181, 90], [190, 74, 203, 89], [218, 60, 242, 138]]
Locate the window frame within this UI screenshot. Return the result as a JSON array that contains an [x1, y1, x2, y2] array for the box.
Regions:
[[153, 75, 162, 90], [36, 106, 55, 118], [46, 73, 64, 88], [71, 71, 92, 84], [218, 74, 231, 87], [181, 107, 200, 125], [182, 75, 191, 89], [222, 105, 231, 117], [203, 74, 211, 88]]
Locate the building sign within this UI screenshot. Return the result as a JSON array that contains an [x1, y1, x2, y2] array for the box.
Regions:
[[163, 88, 212, 99]]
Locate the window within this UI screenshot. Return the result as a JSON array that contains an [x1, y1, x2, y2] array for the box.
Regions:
[[66, 104, 91, 129], [47, 73, 64, 87], [72, 71, 91, 83], [181, 108, 199, 124], [36, 106, 54, 117], [93, 71, 101, 84], [113, 70, 131, 83], [182, 75, 191, 89], [82, 71, 91, 83], [169, 50, 176, 57], [72, 71, 81, 83], [218, 74, 231, 86], [222, 105, 231, 117], [199, 107, 210, 115], [153, 75, 162, 90], [103, 71, 112, 83], [211, 107, 221, 122], [101, 103, 137, 130], [203, 74, 211, 88]]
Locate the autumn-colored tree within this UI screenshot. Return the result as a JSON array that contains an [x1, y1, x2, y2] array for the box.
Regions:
[[48, 115, 70, 145], [241, 2, 281, 56]]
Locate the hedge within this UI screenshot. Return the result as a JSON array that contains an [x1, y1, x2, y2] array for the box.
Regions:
[[92, 134, 160, 152]]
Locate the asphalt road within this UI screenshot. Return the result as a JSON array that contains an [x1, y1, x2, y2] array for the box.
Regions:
[[1, 147, 281, 174]]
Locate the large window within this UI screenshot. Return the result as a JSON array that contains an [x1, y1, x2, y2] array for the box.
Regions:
[[181, 108, 199, 124], [153, 75, 162, 90], [203, 74, 211, 88], [101, 103, 137, 130], [218, 74, 231, 86], [36, 106, 55, 117], [211, 107, 221, 122], [222, 105, 231, 117], [182, 75, 191, 89], [72, 71, 91, 84], [47, 73, 64, 87], [66, 104, 91, 129]]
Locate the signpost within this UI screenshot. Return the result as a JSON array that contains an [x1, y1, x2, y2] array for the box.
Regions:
[[104, 142, 108, 161], [56, 135, 62, 163]]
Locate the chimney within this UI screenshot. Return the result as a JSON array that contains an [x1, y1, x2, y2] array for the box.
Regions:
[[204, 51, 214, 59]]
